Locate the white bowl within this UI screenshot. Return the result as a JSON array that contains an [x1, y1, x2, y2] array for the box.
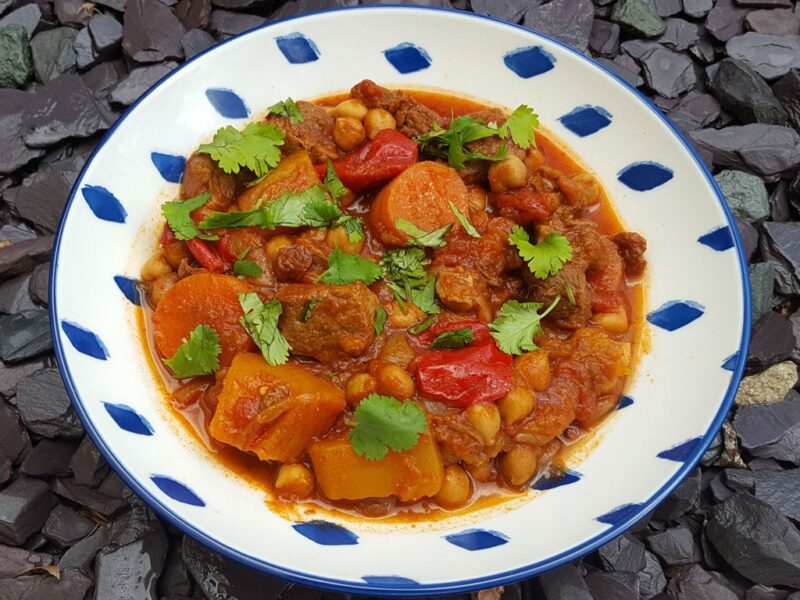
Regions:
[[50, 6, 750, 596]]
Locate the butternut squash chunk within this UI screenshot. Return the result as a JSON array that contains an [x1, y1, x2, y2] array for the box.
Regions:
[[210, 353, 345, 462], [237, 150, 322, 211]]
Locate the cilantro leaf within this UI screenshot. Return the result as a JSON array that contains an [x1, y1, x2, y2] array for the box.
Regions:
[[324, 160, 347, 201], [199, 185, 328, 230], [238, 293, 290, 366], [407, 275, 439, 315], [380, 248, 440, 314], [395, 219, 452, 248], [489, 297, 561, 355], [430, 327, 474, 350], [198, 123, 284, 178], [335, 215, 365, 243], [163, 324, 221, 378], [498, 105, 539, 149], [349, 394, 427, 460], [320, 248, 382, 285], [303, 195, 342, 228], [233, 259, 262, 277], [408, 316, 435, 335], [374, 305, 387, 336], [448, 200, 481, 238], [509, 226, 573, 279], [268, 97, 304, 124], [161, 193, 218, 241], [301, 297, 318, 322], [415, 116, 507, 170]]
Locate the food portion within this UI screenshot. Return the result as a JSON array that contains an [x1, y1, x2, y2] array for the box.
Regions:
[[140, 81, 647, 516]]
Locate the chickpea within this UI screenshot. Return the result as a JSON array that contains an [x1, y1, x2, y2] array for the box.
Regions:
[[265, 235, 293, 263], [593, 305, 629, 333], [332, 98, 368, 120], [334, 117, 366, 152], [376, 364, 415, 400], [325, 225, 366, 255], [387, 302, 424, 329], [500, 445, 538, 488], [468, 187, 487, 212], [525, 147, 545, 172], [364, 108, 396, 140], [488, 155, 527, 193], [141, 254, 172, 282], [514, 351, 550, 392], [379, 333, 416, 368], [497, 386, 535, 425], [559, 173, 600, 207], [467, 460, 493, 483], [345, 373, 376, 406], [148, 273, 178, 307], [274, 463, 315, 500], [435, 465, 472, 509], [466, 402, 501, 445], [162, 242, 191, 270]]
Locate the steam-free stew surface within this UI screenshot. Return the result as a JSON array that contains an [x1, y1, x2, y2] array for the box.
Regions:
[[139, 81, 647, 519]]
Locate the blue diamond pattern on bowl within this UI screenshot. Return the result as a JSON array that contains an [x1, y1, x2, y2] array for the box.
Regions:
[[503, 46, 556, 79], [275, 33, 320, 64], [292, 520, 359, 545], [151, 152, 186, 184], [361, 576, 420, 587], [618, 395, 634, 410], [559, 105, 612, 137], [383, 43, 432, 74], [81, 186, 127, 223], [104, 402, 153, 436], [657, 437, 703, 462], [697, 225, 735, 252], [532, 469, 582, 491], [721, 352, 739, 371], [444, 529, 509, 551], [151, 475, 206, 507], [595, 502, 646, 526], [647, 300, 705, 331], [60, 321, 109, 360], [113, 275, 140, 305], [617, 162, 674, 191], [205, 88, 250, 119]]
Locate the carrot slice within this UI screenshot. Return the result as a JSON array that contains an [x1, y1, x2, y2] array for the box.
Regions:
[[152, 273, 256, 367], [369, 161, 470, 247], [236, 150, 322, 211]]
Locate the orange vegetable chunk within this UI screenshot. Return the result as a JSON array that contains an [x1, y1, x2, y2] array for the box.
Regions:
[[308, 431, 444, 502], [369, 161, 470, 247], [210, 353, 346, 462], [237, 150, 322, 211], [152, 273, 256, 368]]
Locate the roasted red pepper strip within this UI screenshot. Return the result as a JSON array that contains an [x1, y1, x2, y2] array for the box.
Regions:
[[315, 128, 418, 192], [160, 222, 177, 245], [186, 238, 225, 273], [215, 234, 238, 270], [415, 320, 512, 407]]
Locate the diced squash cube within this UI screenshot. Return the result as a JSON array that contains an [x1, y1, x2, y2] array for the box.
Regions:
[[308, 432, 444, 502], [209, 353, 345, 462], [237, 150, 321, 211]]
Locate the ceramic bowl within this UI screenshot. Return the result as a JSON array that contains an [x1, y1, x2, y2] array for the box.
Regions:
[[50, 6, 750, 596]]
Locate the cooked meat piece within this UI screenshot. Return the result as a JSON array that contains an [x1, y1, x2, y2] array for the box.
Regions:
[[273, 235, 330, 283], [277, 282, 380, 364], [613, 232, 647, 277], [351, 79, 443, 138], [460, 109, 526, 185], [264, 101, 339, 164], [556, 173, 601, 208], [181, 153, 239, 211], [526, 260, 592, 329], [435, 266, 488, 313]]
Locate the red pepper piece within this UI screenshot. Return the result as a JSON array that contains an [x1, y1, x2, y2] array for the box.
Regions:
[[186, 238, 225, 273], [415, 319, 513, 407], [215, 234, 238, 270], [492, 188, 559, 225], [315, 128, 418, 192], [586, 270, 622, 313], [415, 319, 491, 349], [160, 223, 177, 245]]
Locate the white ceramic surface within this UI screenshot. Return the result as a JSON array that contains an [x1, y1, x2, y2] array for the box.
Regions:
[[50, 6, 750, 596]]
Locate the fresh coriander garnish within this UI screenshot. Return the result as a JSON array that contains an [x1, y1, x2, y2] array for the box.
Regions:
[[200, 185, 325, 229], [374, 305, 387, 335], [489, 297, 561, 355], [238, 293, 290, 366], [163, 324, 221, 378], [319, 248, 382, 285], [498, 105, 539, 149], [302, 194, 343, 228], [395, 219, 452, 249], [300, 297, 319, 322], [448, 200, 481, 238], [508, 225, 573, 280], [335, 215, 365, 243], [161, 193, 218, 241], [429, 327, 474, 350], [268, 97, 304, 124], [408, 316, 436, 335], [197, 123, 284, 178], [380, 248, 440, 315], [233, 259, 262, 277], [348, 394, 427, 460], [324, 160, 347, 201], [415, 116, 507, 170]]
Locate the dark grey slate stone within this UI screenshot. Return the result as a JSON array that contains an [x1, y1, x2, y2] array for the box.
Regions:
[[754, 469, 800, 521], [0, 4, 41, 38], [58, 526, 107, 569], [646, 526, 702, 566], [707, 492, 800, 587], [746, 8, 800, 35], [612, 0, 666, 37], [0, 223, 36, 245], [715, 169, 770, 221], [0, 235, 53, 281], [707, 0, 749, 41], [0, 309, 52, 363], [0, 476, 56, 545], [656, 0, 682, 16], [0, 89, 44, 174], [54, 0, 92, 26], [750, 262, 777, 322], [691, 123, 800, 181], [585, 570, 639, 600], [773, 68, 800, 132], [639, 45, 698, 98], [28, 262, 48, 306], [735, 392, 800, 450], [539, 563, 594, 599], [590, 19, 621, 56], [23, 74, 114, 148], [69, 436, 108, 486], [712, 58, 789, 124], [158, 539, 192, 597], [122, 0, 185, 62], [109, 61, 176, 105], [683, 0, 713, 18], [654, 467, 701, 520], [180, 27, 213, 59], [208, 8, 264, 36], [0, 568, 92, 600], [596, 56, 645, 87], [175, 0, 211, 29], [29, 27, 77, 83], [760, 221, 800, 295], [20, 438, 78, 477], [666, 565, 739, 600], [81, 58, 126, 102], [746, 585, 793, 600], [88, 13, 122, 56], [0, 24, 33, 89], [0, 398, 31, 463], [15, 368, 82, 439], [52, 477, 127, 517], [667, 90, 720, 133], [769, 180, 792, 222], [470, 0, 530, 22], [658, 17, 701, 51], [0, 543, 56, 578], [73, 26, 98, 70], [13, 155, 84, 233], [523, 0, 594, 52], [0, 273, 37, 314], [599, 534, 647, 571], [735, 216, 759, 261], [726, 32, 800, 80], [747, 311, 796, 372], [41, 504, 95, 548]]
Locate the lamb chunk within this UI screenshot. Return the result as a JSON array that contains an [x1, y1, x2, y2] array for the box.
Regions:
[[276, 282, 380, 364], [273, 234, 329, 283], [526, 260, 592, 329], [613, 232, 647, 277], [181, 153, 239, 211], [460, 109, 526, 185], [264, 101, 339, 164], [435, 266, 488, 314], [350, 79, 443, 138]]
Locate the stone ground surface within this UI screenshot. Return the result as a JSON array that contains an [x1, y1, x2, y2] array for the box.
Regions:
[[2, 0, 800, 598]]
